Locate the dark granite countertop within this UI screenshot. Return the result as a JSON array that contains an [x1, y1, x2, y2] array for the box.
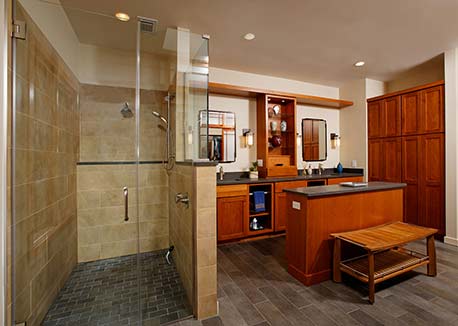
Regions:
[[217, 171, 363, 185], [283, 182, 406, 198]]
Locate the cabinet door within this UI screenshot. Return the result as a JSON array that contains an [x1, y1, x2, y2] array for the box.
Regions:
[[383, 96, 401, 137], [382, 137, 402, 182], [367, 100, 383, 138], [368, 139, 383, 181], [274, 192, 287, 231], [419, 134, 445, 234], [401, 92, 420, 135], [402, 136, 420, 225], [420, 85, 444, 134], [217, 195, 246, 241]]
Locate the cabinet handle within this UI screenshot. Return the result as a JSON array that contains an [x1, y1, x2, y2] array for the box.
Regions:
[[123, 187, 129, 221]]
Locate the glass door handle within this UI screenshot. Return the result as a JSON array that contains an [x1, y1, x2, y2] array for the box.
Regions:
[[123, 187, 129, 221]]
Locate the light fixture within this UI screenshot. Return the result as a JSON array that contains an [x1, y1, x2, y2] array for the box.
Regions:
[[330, 133, 340, 149], [354, 61, 365, 67], [296, 133, 302, 146], [243, 33, 256, 41], [115, 12, 130, 22], [243, 129, 254, 147]]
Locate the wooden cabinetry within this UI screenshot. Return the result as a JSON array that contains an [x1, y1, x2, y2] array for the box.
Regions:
[[217, 196, 247, 241], [274, 180, 309, 231], [217, 185, 248, 241], [257, 94, 297, 178], [367, 81, 445, 237], [217, 176, 363, 241]]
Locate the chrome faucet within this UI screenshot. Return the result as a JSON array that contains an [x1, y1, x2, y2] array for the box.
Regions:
[[218, 165, 224, 181]]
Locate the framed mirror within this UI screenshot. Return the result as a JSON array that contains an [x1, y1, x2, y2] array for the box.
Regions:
[[199, 110, 236, 162], [302, 118, 327, 161]]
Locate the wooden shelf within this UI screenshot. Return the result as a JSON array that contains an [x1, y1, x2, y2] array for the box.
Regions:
[[250, 211, 270, 217], [209, 82, 353, 109], [340, 248, 429, 284]]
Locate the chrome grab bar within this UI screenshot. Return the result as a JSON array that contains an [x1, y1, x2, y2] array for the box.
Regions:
[[123, 187, 129, 221]]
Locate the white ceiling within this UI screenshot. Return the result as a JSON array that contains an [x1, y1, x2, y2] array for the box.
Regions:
[[59, 0, 457, 87]]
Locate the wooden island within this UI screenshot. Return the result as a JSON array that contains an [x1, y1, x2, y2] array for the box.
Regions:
[[284, 182, 406, 286]]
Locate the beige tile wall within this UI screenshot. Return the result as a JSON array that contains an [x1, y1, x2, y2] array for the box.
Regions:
[[77, 164, 169, 261], [168, 164, 194, 305], [193, 166, 217, 319], [79, 84, 167, 162], [168, 164, 218, 320], [9, 4, 80, 325]]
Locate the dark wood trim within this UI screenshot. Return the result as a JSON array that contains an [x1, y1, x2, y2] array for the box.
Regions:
[[367, 80, 445, 102], [208, 82, 354, 109]]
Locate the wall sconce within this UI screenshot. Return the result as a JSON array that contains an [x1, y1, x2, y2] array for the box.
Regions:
[[296, 133, 302, 146], [243, 129, 254, 147], [330, 133, 340, 149], [187, 126, 193, 145]]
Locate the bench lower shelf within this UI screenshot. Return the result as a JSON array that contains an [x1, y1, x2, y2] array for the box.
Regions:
[[340, 248, 429, 284]]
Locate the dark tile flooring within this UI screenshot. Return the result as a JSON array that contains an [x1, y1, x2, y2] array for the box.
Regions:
[[170, 236, 458, 326], [43, 250, 192, 326]]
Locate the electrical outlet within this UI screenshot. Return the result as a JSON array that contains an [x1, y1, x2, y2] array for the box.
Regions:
[[257, 159, 263, 167], [292, 201, 301, 210]]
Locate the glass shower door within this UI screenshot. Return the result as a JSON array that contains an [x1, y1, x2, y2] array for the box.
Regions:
[[10, 1, 143, 325]]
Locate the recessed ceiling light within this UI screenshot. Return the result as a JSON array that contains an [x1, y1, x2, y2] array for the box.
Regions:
[[354, 61, 365, 67], [243, 33, 256, 41], [115, 12, 130, 22]]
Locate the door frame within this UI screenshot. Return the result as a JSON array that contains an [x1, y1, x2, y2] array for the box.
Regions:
[[0, 0, 11, 324]]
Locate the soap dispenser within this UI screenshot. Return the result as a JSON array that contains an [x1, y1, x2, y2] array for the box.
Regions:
[[307, 164, 313, 176]]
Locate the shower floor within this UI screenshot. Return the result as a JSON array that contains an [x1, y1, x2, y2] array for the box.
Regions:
[[42, 250, 192, 326]]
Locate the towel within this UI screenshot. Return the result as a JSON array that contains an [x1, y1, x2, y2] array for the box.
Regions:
[[253, 191, 266, 213]]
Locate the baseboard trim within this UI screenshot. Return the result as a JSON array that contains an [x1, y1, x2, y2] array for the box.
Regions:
[[444, 236, 458, 246]]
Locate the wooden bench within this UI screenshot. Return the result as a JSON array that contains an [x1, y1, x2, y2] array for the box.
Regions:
[[331, 222, 437, 303]]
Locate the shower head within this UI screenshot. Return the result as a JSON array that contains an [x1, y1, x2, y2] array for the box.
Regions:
[[120, 102, 133, 118], [152, 111, 168, 125]]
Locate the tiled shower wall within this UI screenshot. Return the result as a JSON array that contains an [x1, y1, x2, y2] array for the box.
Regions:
[[77, 164, 169, 261], [168, 164, 194, 304], [10, 4, 80, 325], [77, 84, 169, 261]]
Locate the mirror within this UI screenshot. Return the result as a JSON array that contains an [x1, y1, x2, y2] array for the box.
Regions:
[[302, 118, 327, 161], [199, 110, 236, 162]]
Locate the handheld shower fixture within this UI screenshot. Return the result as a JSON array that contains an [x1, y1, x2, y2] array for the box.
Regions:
[[152, 111, 168, 125], [120, 102, 133, 118]]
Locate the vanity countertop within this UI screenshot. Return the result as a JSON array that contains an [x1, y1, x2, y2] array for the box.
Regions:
[[283, 181, 406, 198], [216, 171, 363, 186]]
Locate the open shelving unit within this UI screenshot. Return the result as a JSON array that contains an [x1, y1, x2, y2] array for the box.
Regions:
[[247, 183, 274, 236], [257, 94, 297, 178]]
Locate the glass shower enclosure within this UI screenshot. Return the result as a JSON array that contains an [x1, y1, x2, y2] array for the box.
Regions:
[[8, 0, 209, 325]]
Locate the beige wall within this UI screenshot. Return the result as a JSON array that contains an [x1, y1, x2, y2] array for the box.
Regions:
[[386, 55, 444, 93], [168, 164, 194, 304], [11, 4, 79, 325], [209, 68, 342, 172], [193, 166, 217, 318], [77, 164, 169, 262], [19, 0, 80, 79], [79, 84, 167, 162], [445, 49, 458, 246]]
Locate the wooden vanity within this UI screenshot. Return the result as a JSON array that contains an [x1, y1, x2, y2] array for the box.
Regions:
[[284, 182, 405, 286], [216, 174, 363, 242]]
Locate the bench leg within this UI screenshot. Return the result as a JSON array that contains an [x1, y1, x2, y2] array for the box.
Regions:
[[368, 252, 375, 304], [427, 235, 437, 276], [333, 238, 342, 282]]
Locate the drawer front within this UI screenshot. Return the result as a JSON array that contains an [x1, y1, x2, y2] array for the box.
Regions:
[[267, 155, 291, 168], [275, 180, 309, 193], [327, 176, 364, 185], [217, 184, 248, 198]]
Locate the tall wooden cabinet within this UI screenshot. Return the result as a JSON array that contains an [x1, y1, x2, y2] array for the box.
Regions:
[[367, 81, 445, 237], [257, 94, 297, 178]]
